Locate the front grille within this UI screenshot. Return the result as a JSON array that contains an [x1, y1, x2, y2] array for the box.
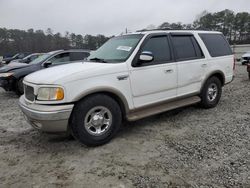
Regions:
[[24, 84, 35, 102]]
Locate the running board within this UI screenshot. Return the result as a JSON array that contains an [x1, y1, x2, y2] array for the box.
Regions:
[[127, 96, 201, 121]]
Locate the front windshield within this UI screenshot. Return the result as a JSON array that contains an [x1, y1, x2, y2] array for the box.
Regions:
[[30, 53, 50, 64], [87, 34, 143, 63]]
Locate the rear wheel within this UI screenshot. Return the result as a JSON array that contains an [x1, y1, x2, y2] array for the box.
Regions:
[[15, 78, 24, 95], [200, 76, 222, 108], [70, 94, 122, 146], [248, 73, 250, 80]]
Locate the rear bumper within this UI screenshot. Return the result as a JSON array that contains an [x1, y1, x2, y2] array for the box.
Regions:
[[19, 95, 74, 133]]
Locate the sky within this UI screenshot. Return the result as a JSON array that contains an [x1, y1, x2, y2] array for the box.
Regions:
[[0, 0, 249, 36]]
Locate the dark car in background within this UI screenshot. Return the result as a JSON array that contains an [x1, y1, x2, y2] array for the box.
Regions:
[[10, 53, 44, 64], [1, 52, 31, 65], [242, 52, 250, 65], [247, 63, 250, 80], [0, 49, 90, 95]]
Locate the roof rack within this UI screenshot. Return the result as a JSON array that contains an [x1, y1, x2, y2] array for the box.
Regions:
[[136, 28, 210, 32]]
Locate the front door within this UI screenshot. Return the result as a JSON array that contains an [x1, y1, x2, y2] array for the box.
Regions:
[[129, 35, 177, 108]]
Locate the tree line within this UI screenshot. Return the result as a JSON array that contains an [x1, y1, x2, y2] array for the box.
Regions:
[[0, 28, 109, 56], [0, 9, 249, 56], [148, 9, 250, 44]]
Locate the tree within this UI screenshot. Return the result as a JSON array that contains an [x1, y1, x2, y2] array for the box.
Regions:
[[0, 28, 109, 56]]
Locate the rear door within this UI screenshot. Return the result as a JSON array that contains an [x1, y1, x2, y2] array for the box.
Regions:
[[170, 33, 206, 97], [129, 34, 177, 108]]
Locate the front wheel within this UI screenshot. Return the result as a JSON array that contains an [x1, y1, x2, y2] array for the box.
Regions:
[[70, 94, 122, 146], [200, 77, 222, 109], [15, 78, 24, 95]]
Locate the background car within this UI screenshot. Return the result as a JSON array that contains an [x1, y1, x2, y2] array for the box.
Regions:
[[0, 49, 90, 95], [247, 63, 250, 80], [10, 53, 44, 64], [1, 52, 31, 65], [241, 52, 250, 65]]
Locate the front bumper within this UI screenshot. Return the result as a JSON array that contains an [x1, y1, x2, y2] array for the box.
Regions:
[[0, 77, 14, 91], [19, 95, 74, 133]]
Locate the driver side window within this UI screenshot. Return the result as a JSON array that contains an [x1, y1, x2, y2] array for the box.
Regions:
[[50, 53, 70, 65], [141, 36, 172, 64]]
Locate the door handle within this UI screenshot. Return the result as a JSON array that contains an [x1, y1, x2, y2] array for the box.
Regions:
[[201, 64, 207, 68], [164, 69, 173, 73], [117, 75, 129, 80]]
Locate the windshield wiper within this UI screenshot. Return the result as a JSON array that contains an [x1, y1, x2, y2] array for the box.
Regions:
[[89, 57, 107, 63]]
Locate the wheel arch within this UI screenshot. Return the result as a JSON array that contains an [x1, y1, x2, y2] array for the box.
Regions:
[[201, 70, 225, 92], [72, 88, 130, 119]]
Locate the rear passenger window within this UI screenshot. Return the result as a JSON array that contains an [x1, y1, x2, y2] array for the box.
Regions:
[[141, 36, 172, 63], [171, 35, 203, 60], [199, 34, 232, 57], [70, 52, 90, 61]]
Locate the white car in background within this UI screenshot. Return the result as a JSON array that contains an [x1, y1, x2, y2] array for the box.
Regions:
[[241, 52, 250, 65]]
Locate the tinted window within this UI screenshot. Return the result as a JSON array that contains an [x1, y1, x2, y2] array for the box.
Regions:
[[199, 33, 232, 57], [70, 52, 90, 61], [50, 52, 70, 65], [142, 36, 171, 63], [171, 35, 202, 60]]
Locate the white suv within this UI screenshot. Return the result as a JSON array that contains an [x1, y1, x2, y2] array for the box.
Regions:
[[19, 30, 234, 146]]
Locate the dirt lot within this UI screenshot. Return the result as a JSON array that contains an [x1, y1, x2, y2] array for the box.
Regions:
[[0, 64, 249, 188]]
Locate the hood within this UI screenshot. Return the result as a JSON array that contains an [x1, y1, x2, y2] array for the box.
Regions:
[[25, 62, 127, 85], [0, 62, 30, 73], [10, 59, 21, 63]]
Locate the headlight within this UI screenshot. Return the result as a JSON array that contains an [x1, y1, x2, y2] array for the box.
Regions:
[[37, 87, 64, 101], [0, 72, 14, 77]]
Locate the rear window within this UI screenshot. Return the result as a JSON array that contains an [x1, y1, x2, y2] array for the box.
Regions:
[[199, 33, 232, 57]]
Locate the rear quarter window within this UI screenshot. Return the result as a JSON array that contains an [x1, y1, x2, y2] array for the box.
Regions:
[[199, 33, 232, 57]]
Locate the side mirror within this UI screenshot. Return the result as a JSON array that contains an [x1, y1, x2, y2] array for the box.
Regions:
[[139, 51, 154, 63], [43, 61, 52, 68]]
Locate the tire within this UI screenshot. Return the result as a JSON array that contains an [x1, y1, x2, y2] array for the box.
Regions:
[[200, 76, 222, 109], [15, 78, 24, 95], [70, 94, 122, 146], [248, 73, 250, 80]]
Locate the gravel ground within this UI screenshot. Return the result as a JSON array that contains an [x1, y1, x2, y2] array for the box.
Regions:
[[0, 64, 249, 188]]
